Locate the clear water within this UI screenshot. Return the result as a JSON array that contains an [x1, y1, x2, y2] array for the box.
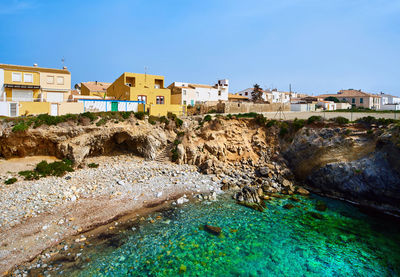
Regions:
[[50, 194, 400, 276]]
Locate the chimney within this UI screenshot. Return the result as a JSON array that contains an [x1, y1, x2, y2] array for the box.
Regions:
[[63, 66, 67, 70], [95, 81, 98, 85], [33, 63, 38, 67]]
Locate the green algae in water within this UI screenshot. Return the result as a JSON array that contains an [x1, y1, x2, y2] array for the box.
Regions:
[[47, 195, 400, 276]]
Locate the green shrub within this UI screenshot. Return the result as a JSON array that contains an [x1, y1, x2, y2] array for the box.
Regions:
[[167, 112, 177, 120], [255, 114, 267, 125], [333, 116, 350, 125], [81, 112, 97, 121], [292, 118, 306, 131], [203, 115, 212, 122], [4, 178, 17, 185], [96, 118, 108, 126], [148, 115, 159, 125], [356, 116, 398, 126], [134, 111, 145, 120], [307, 116, 323, 124], [279, 122, 289, 137], [171, 147, 179, 162], [177, 131, 185, 137], [12, 122, 30, 132], [236, 112, 258, 118], [266, 120, 278, 128], [19, 159, 74, 180], [226, 114, 233, 120], [121, 111, 133, 119], [159, 116, 169, 124], [88, 163, 99, 168], [175, 117, 183, 127], [208, 109, 217, 114], [173, 139, 181, 146]]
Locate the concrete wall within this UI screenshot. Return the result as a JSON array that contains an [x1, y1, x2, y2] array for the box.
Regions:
[[19, 102, 50, 116], [79, 100, 142, 113], [220, 102, 290, 114], [0, 102, 9, 116], [0, 69, 4, 100], [260, 111, 400, 121], [380, 104, 400, 111], [149, 104, 186, 117], [58, 102, 84, 115], [291, 103, 316, 112]]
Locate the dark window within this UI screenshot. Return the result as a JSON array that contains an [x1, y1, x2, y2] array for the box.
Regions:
[[360, 98, 363, 104], [156, 96, 165, 104], [352, 98, 355, 103]]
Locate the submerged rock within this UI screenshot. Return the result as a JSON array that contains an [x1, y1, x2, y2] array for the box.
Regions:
[[315, 201, 327, 212], [283, 204, 295, 210], [204, 225, 222, 236]]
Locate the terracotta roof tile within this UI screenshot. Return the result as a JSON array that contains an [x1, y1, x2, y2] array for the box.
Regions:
[[82, 81, 111, 92]]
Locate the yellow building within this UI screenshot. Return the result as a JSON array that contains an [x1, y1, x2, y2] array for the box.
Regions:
[[107, 73, 171, 105], [0, 63, 72, 116], [0, 63, 71, 103], [107, 72, 185, 116]]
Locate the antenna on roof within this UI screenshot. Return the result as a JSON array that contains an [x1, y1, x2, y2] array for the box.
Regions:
[[61, 57, 65, 68]]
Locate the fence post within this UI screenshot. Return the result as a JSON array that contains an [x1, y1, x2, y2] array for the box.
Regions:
[[351, 111, 353, 122]]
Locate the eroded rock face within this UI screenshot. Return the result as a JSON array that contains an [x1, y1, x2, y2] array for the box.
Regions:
[[285, 125, 400, 215], [0, 120, 170, 164]]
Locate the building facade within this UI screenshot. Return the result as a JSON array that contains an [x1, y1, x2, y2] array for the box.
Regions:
[[169, 79, 229, 106], [81, 81, 111, 97], [107, 73, 171, 105], [319, 89, 381, 110], [0, 63, 71, 103]]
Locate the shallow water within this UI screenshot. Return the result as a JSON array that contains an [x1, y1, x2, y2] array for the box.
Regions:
[[47, 194, 400, 276]]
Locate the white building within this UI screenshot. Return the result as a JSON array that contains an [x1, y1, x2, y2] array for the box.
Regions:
[[237, 88, 292, 103], [379, 93, 400, 110], [169, 80, 229, 106], [318, 100, 337, 111]]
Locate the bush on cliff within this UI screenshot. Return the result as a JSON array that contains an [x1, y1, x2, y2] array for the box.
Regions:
[[134, 111, 145, 120], [4, 178, 17, 185], [332, 116, 350, 125], [255, 114, 267, 125], [19, 159, 74, 180], [203, 115, 212, 122], [292, 118, 306, 131], [356, 116, 398, 126], [307, 115, 323, 124], [12, 122, 30, 132]]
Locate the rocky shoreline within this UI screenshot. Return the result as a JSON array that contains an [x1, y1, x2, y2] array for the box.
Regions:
[[0, 154, 222, 276], [1, 114, 400, 274]]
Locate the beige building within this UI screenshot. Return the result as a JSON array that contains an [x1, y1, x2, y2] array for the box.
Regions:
[[319, 89, 381, 110], [0, 63, 71, 103], [81, 81, 111, 97]]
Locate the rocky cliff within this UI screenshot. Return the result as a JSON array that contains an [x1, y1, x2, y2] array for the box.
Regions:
[[283, 123, 400, 215], [1, 114, 399, 215]]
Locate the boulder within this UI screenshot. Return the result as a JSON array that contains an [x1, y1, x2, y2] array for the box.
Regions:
[[296, 187, 310, 195], [204, 225, 222, 236], [258, 167, 269, 176]]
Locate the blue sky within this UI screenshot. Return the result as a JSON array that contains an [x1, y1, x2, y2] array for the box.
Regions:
[[0, 0, 399, 95]]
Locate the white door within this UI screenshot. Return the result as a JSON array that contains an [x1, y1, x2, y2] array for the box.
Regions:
[[12, 89, 33, 101], [47, 92, 64, 103], [9, 103, 17, 117], [51, 104, 58, 116]]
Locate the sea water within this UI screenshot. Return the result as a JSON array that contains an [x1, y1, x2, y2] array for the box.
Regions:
[[49, 194, 400, 276]]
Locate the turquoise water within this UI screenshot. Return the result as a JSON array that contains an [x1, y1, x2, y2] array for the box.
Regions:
[[50, 194, 400, 276]]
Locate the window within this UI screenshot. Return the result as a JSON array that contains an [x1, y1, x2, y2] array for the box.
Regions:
[[24, 73, 33, 83], [57, 76, 64, 85], [183, 100, 187, 105], [360, 98, 363, 104], [245, 92, 248, 96], [47, 76, 54, 84], [138, 95, 147, 103], [218, 90, 222, 96], [12, 72, 22, 82], [352, 98, 355, 104], [156, 96, 165, 104], [154, 84, 160, 89], [183, 90, 186, 96]]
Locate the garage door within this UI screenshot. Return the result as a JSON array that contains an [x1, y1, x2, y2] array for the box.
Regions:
[[47, 92, 64, 103], [12, 89, 33, 102]]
